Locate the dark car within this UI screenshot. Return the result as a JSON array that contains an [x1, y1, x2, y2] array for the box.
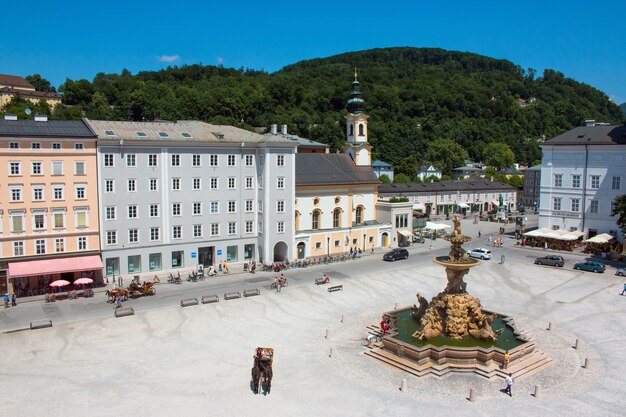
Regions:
[[573, 261, 605, 273], [534, 255, 565, 267], [383, 248, 409, 261]]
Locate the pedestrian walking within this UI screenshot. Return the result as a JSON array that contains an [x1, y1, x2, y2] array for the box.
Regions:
[[621, 283, 626, 296], [500, 254, 505, 264], [371, 244, 375, 254], [478, 230, 482, 238], [488, 236, 492, 246], [3, 293, 9, 309], [223, 260, 229, 273], [503, 373, 514, 397], [11, 293, 17, 307], [115, 294, 123, 309], [503, 351, 510, 369], [544, 241, 548, 250]]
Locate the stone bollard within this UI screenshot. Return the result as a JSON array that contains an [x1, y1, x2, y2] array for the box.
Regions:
[[547, 322, 552, 331], [400, 378, 407, 392], [468, 388, 477, 402], [533, 385, 541, 398], [329, 348, 334, 358], [584, 357, 590, 369], [574, 339, 580, 350], [325, 329, 329, 339]]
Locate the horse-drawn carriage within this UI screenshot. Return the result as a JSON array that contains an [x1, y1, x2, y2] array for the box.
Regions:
[[106, 288, 129, 302], [128, 281, 156, 298], [251, 347, 273, 395]]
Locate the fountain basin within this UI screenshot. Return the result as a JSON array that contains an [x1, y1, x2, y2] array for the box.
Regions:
[[432, 256, 480, 270]]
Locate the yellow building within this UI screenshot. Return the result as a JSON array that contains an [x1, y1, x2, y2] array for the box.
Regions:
[[0, 74, 62, 109]]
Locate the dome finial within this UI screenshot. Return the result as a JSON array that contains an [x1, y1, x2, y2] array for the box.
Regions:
[[354, 67, 358, 82]]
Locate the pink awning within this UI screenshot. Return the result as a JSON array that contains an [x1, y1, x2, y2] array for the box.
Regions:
[[8, 255, 103, 278]]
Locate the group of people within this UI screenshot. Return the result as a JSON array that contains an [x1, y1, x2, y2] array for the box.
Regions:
[[273, 273, 287, 289], [348, 247, 362, 259], [488, 236, 504, 247], [3, 293, 17, 308]]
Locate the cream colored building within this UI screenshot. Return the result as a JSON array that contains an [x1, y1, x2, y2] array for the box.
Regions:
[[0, 74, 62, 109]]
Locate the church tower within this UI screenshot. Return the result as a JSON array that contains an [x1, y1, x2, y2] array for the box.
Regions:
[[344, 69, 372, 166]]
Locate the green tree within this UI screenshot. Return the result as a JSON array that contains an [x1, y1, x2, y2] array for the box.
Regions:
[[1, 96, 50, 118], [611, 195, 626, 237], [507, 175, 523, 188], [483, 143, 515, 170], [378, 174, 391, 184], [393, 173, 411, 183], [425, 138, 468, 175], [25, 74, 56, 92]]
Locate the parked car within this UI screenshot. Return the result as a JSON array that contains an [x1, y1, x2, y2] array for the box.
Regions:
[[468, 248, 492, 260], [534, 255, 565, 267], [383, 248, 409, 261], [616, 268, 625, 277], [573, 261, 605, 273]]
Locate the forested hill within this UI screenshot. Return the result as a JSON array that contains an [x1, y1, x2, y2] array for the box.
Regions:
[[620, 102, 626, 115], [7, 47, 624, 174]]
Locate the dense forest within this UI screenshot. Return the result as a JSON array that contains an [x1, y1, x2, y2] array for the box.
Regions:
[[620, 102, 626, 115], [3, 47, 624, 176]]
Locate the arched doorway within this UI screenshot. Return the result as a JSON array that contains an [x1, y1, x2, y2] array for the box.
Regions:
[[484, 202, 489, 212], [381, 232, 389, 247], [273, 241, 288, 262], [296, 242, 306, 259]]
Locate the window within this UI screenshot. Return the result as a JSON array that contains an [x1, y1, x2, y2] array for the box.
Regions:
[[571, 198, 580, 212], [31, 162, 42, 175], [158, 132, 169, 138], [105, 130, 115, 136], [228, 155, 236, 166], [11, 213, 24, 232], [129, 229, 140, 243], [104, 154, 114, 167], [590, 175, 600, 189], [172, 225, 182, 239], [127, 255, 141, 273], [35, 239, 46, 254], [245, 200, 254, 212], [355, 206, 364, 224], [333, 208, 341, 228], [182, 132, 192, 139], [193, 178, 201, 190], [9, 142, 19, 150], [277, 200, 285, 213], [171, 154, 180, 166], [148, 154, 158, 167], [74, 161, 86, 175], [33, 214, 45, 230], [31, 142, 41, 149], [590, 200, 599, 214], [9, 162, 21, 175], [172, 250, 184, 268], [277, 221, 285, 233], [172, 203, 181, 216], [149, 178, 158, 191], [128, 205, 137, 219], [32, 186, 44, 201], [553, 197, 562, 211], [150, 227, 160, 241], [554, 174, 563, 187], [395, 214, 408, 228], [277, 154, 284, 166], [572, 174, 581, 188], [10, 186, 22, 202], [106, 206, 116, 220], [126, 154, 136, 167], [106, 231, 117, 245], [245, 221, 253, 233], [228, 177, 236, 189], [258, 221, 263, 233], [227, 245, 238, 262], [210, 155, 218, 166], [245, 155, 253, 166], [612, 176, 621, 190], [149, 253, 162, 271], [55, 238, 65, 253], [75, 184, 86, 199], [228, 222, 236, 235], [150, 204, 159, 217], [52, 186, 63, 200], [105, 179, 114, 193], [210, 223, 219, 236], [246, 177, 254, 189], [13, 241, 24, 256], [75, 143, 84, 150], [77, 237, 87, 250], [258, 176, 263, 189], [259, 200, 263, 213], [210, 178, 218, 190], [53, 212, 65, 229], [312, 210, 320, 230], [277, 177, 285, 189], [193, 202, 202, 215], [193, 224, 203, 238], [210, 201, 219, 214], [127, 179, 136, 192], [192, 154, 201, 166], [52, 143, 61, 150], [172, 178, 180, 191], [228, 201, 236, 213]]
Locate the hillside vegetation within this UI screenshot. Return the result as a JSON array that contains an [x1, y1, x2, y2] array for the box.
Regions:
[[4, 47, 624, 175]]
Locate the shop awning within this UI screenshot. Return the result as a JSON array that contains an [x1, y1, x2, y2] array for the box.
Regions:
[[8, 255, 103, 279], [491, 200, 499, 206], [397, 230, 412, 238], [583, 233, 615, 244], [412, 203, 425, 211], [457, 202, 470, 209]]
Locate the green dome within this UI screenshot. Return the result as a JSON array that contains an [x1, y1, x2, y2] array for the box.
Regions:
[[347, 80, 366, 114]]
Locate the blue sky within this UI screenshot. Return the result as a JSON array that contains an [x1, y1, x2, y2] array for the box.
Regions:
[[1, 0, 625, 104]]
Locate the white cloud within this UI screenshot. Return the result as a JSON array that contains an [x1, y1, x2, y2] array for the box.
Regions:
[[216, 56, 224, 65], [157, 54, 181, 63]]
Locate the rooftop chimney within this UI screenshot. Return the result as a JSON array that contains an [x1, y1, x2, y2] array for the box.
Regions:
[[271, 124, 277, 135], [4, 114, 17, 121], [585, 119, 595, 127], [281, 124, 288, 135], [34, 114, 48, 122]]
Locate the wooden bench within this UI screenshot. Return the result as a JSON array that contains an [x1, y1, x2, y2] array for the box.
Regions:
[[224, 291, 242, 300], [180, 298, 199, 307], [243, 288, 260, 297], [328, 285, 343, 293], [201, 294, 219, 304], [114, 307, 135, 318], [30, 319, 53, 329], [315, 278, 328, 285]]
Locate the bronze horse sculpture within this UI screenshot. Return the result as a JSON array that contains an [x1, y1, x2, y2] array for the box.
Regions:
[[251, 348, 273, 395]]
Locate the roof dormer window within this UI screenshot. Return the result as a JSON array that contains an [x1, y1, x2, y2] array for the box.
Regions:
[[158, 132, 169, 137], [105, 130, 115, 136], [136, 131, 147, 137]]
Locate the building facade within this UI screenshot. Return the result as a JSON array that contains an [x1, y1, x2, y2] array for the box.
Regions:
[[521, 164, 541, 210], [0, 117, 102, 295], [0, 74, 62, 109], [372, 160, 394, 181], [538, 122, 626, 242], [416, 164, 442, 181], [88, 120, 296, 278]]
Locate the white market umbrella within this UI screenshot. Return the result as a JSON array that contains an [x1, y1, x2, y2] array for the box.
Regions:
[[425, 222, 451, 230]]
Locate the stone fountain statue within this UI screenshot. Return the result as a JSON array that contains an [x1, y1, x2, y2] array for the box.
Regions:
[[412, 215, 500, 341]]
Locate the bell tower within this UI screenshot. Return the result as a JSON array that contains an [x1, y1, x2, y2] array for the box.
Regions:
[[345, 69, 371, 166]]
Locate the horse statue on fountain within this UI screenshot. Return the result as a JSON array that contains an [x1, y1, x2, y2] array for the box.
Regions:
[[251, 347, 273, 395]]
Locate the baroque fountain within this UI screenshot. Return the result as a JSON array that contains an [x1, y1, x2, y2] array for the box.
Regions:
[[365, 215, 552, 379]]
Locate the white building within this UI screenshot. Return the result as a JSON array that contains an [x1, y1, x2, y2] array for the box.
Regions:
[[539, 121, 626, 243]]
